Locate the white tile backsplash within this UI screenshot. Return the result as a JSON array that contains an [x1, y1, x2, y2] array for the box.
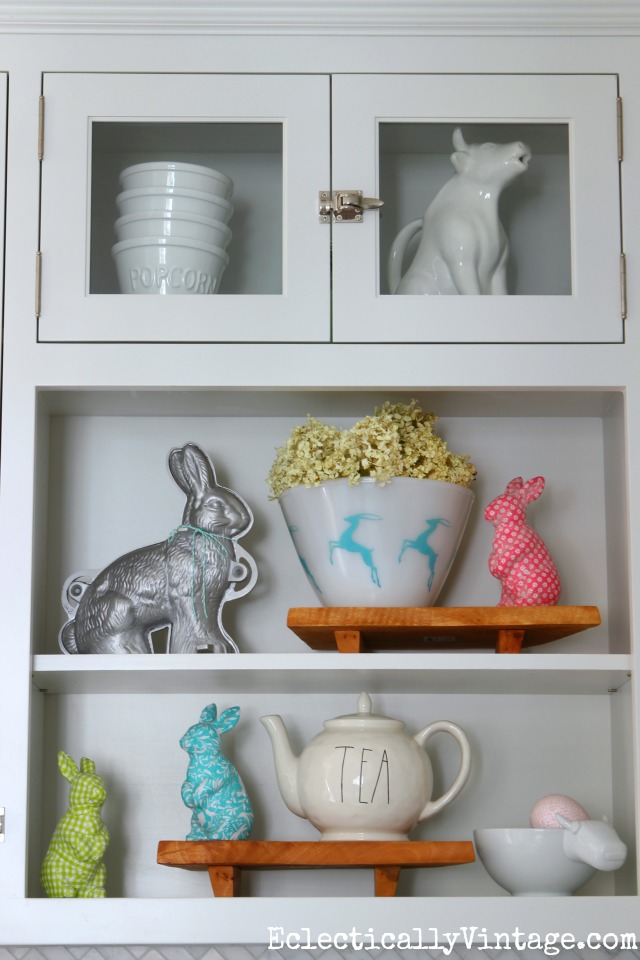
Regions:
[[1, 947, 639, 960]]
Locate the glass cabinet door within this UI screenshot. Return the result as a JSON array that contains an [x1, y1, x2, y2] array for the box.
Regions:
[[38, 73, 330, 343], [330, 73, 622, 343]]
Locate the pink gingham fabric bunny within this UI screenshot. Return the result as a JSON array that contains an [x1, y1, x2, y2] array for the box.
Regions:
[[484, 476, 561, 607]]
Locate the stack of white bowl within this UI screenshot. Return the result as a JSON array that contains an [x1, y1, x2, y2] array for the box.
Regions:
[[112, 161, 234, 296]]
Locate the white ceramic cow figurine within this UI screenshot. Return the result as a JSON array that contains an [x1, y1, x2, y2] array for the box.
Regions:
[[556, 814, 627, 871], [388, 127, 531, 296]]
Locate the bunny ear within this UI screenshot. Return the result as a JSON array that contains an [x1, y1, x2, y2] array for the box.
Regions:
[[58, 751, 79, 783], [168, 446, 191, 494], [80, 757, 96, 775], [200, 703, 218, 724], [181, 444, 217, 496], [522, 476, 546, 504], [169, 443, 217, 495], [216, 706, 241, 733], [504, 477, 524, 497]]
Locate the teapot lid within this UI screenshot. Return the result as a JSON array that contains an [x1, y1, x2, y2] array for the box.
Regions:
[[324, 692, 405, 730]]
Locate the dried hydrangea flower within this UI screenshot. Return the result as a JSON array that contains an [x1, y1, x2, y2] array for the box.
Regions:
[[266, 401, 476, 498]]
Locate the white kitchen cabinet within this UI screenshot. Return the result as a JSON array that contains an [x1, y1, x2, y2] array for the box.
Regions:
[[0, 18, 639, 952], [37, 70, 622, 346]]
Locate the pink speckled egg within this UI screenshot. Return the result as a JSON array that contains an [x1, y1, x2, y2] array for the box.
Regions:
[[530, 794, 590, 828]]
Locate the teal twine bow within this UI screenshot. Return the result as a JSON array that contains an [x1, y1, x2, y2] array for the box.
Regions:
[[168, 525, 235, 621]]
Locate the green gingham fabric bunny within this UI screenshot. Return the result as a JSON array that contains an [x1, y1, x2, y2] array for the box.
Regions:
[[41, 751, 109, 897]]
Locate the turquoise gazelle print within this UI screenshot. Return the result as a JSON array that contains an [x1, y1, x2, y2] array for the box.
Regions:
[[326, 513, 452, 591], [288, 524, 322, 593], [398, 517, 453, 590], [329, 513, 383, 587]]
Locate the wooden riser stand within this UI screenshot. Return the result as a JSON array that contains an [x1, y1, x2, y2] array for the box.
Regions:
[[286, 605, 601, 653], [157, 839, 475, 897]]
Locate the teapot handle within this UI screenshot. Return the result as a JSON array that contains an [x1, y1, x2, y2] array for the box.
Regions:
[[414, 720, 471, 823], [387, 219, 422, 293]]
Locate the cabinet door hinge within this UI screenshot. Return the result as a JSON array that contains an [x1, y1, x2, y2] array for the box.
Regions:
[[38, 94, 45, 161], [620, 252, 627, 320], [35, 250, 42, 319], [0, 807, 5, 842], [617, 96, 623, 162]]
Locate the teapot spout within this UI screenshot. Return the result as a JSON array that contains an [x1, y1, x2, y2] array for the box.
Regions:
[[260, 714, 305, 818]]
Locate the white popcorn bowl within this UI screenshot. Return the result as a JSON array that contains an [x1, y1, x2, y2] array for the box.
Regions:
[[116, 186, 234, 223], [112, 236, 229, 296], [114, 210, 232, 248], [119, 161, 233, 199]]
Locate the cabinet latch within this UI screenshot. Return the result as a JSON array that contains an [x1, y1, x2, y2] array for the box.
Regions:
[[0, 807, 5, 843], [319, 190, 383, 223]]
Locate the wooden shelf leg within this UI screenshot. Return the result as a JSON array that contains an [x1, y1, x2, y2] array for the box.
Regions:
[[208, 864, 241, 897], [496, 629, 525, 653], [374, 864, 402, 896], [334, 629, 363, 653]]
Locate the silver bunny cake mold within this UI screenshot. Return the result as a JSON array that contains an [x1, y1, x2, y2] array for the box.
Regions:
[[59, 442, 257, 654]]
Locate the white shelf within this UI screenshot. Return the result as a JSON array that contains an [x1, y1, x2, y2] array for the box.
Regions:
[[1, 896, 638, 946], [32, 652, 631, 695]]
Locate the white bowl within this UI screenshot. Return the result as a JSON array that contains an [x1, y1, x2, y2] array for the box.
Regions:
[[114, 210, 232, 248], [278, 476, 474, 607], [116, 187, 234, 223], [119, 161, 233, 199], [112, 236, 229, 296], [474, 828, 595, 896]]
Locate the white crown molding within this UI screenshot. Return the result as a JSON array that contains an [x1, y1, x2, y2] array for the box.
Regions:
[[0, 0, 639, 35]]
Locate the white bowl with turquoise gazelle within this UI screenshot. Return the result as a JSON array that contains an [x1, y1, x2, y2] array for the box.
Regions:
[[278, 476, 474, 607]]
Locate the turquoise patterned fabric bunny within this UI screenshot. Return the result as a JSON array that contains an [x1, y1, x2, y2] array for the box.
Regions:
[[41, 751, 109, 897], [180, 703, 254, 841]]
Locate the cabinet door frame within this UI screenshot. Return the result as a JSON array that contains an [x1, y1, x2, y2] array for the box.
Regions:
[[331, 73, 623, 344], [38, 72, 331, 343]]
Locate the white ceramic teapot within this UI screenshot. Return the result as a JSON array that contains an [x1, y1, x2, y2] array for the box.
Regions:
[[260, 692, 471, 841]]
